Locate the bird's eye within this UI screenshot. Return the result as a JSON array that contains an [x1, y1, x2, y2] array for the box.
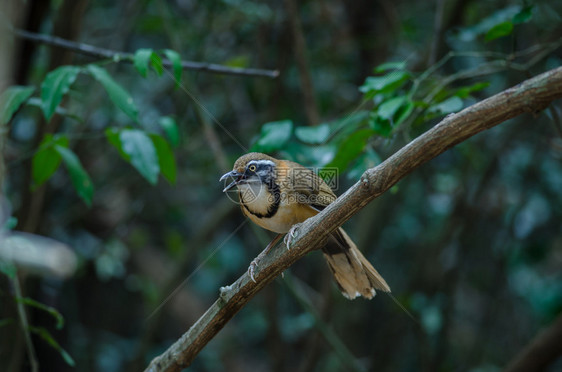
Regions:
[[248, 164, 257, 172]]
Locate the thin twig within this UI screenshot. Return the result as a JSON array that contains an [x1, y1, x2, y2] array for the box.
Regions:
[[130, 199, 237, 369], [412, 41, 562, 98], [144, 67, 562, 372], [284, 0, 320, 125], [12, 275, 39, 372], [284, 274, 366, 372], [192, 91, 231, 172], [428, 0, 446, 66], [11, 28, 279, 78], [396, 40, 562, 137], [548, 106, 562, 137]]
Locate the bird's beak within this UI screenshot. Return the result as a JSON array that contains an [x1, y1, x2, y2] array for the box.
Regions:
[[219, 170, 243, 192]]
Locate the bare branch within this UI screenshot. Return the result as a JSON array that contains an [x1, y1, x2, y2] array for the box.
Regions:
[[427, 0, 446, 66], [12, 28, 280, 78], [284, 0, 320, 125], [504, 313, 562, 372], [145, 67, 562, 372], [12, 275, 39, 372]]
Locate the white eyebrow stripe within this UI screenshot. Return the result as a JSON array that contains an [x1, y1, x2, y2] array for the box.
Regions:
[[248, 160, 275, 167]]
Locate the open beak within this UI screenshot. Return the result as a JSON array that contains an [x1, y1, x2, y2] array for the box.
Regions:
[[219, 170, 243, 192]]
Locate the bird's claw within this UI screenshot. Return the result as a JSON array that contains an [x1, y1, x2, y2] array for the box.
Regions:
[[247, 234, 283, 283], [248, 259, 259, 283], [284, 224, 301, 249]]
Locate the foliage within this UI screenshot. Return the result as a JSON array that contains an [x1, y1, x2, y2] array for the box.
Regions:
[[4, 58, 180, 202]]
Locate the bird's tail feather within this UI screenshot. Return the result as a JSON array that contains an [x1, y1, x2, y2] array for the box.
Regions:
[[322, 228, 390, 300]]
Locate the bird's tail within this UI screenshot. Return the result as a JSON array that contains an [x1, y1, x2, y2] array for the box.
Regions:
[[322, 228, 390, 299]]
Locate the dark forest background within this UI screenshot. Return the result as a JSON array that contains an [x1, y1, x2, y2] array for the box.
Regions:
[[1, 0, 562, 371]]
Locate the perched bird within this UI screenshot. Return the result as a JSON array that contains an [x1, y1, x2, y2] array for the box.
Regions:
[[220, 152, 390, 299]]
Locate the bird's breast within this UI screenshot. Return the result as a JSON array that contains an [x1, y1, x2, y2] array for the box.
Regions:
[[238, 183, 317, 234]]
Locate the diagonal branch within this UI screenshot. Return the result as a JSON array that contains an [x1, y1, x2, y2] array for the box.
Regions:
[[145, 67, 562, 372], [504, 313, 562, 372], [11, 28, 279, 78]]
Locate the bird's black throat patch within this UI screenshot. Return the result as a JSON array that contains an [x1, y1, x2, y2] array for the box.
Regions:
[[240, 174, 280, 219]]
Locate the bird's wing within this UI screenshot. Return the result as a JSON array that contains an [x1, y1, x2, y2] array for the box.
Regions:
[[281, 161, 336, 211]]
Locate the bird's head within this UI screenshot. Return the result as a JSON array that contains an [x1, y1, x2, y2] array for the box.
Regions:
[[219, 152, 278, 192]]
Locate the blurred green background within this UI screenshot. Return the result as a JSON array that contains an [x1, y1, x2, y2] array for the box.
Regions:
[[1, 0, 562, 371]]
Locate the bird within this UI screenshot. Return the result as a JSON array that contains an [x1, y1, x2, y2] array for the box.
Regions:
[[219, 152, 390, 299]]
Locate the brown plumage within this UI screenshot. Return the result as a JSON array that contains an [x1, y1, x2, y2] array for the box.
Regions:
[[221, 152, 390, 299]]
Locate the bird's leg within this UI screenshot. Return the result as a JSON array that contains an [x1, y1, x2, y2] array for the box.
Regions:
[[283, 223, 302, 249], [248, 233, 283, 282]]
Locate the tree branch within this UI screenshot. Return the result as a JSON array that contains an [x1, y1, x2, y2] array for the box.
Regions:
[[11, 28, 280, 78], [145, 67, 562, 372], [504, 313, 562, 372], [284, 0, 320, 125]]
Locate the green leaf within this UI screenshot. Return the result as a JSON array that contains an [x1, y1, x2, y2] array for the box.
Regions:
[[453, 81, 490, 99], [30, 326, 75, 366], [119, 129, 160, 184], [359, 71, 410, 95], [326, 129, 374, 171], [395, 100, 414, 127], [0, 318, 14, 328], [251, 120, 293, 152], [40, 66, 81, 121], [26, 97, 84, 123], [105, 128, 129, 160], [163, 49, 182, 88], [329, 111, 369, 141], [87, 64, 138, 122], [0, 86, 35, 125], [369, 114, 392, 137], [107, 128, 161, 184], [149, 134, 176, 184], [224, 55, 250, 68], [378, 96, 407, 120], [16, 297, 64, 329], [431, 96, 463, 114], [54, 146, 94, 206], [281, 142, 337, 168], [513, 6, 533, 24], [0, 260, 17, 279], [4, 216, 18, 230], [150, 53, 164, 76], [485, 21, 514, 41], [373, 95, 414, 133], [133, 48, 164, 77], [453, 6, 520, 42], [295, 123, 330, 144], [32, 135, 69, 188], [374, 61, 407, 73], [158, 116, 180, 147], [133, 48, 154, 78], [347, 148, 381, 180]]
